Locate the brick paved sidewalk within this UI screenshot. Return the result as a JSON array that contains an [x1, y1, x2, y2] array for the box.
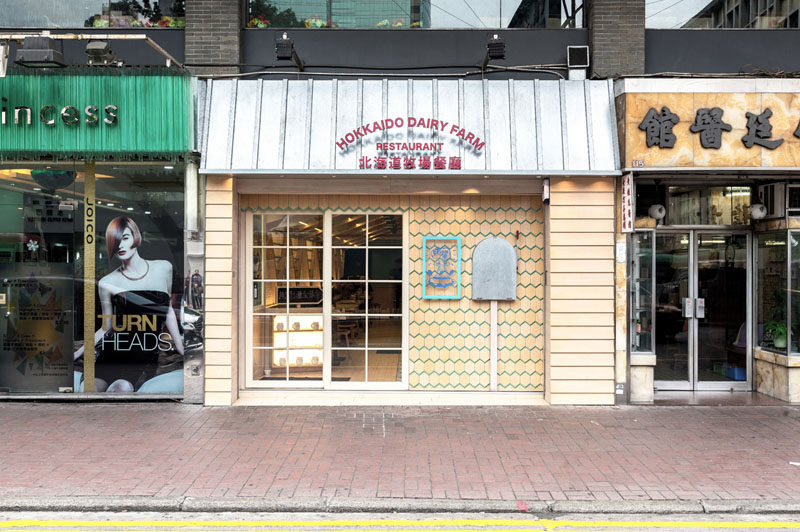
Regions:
[[0, 404, 799, 502]]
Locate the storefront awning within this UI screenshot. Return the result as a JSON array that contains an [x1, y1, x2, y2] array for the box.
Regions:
[[198, 79, 620, 176]]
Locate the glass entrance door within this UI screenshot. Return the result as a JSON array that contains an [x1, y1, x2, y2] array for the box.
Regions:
[[654, 232, 691, 388], [654, 231, 751, 391], [695, 232, 750, 389]]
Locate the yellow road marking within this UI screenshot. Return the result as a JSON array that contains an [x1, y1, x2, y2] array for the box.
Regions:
[[0, 520, 798, 531], [0, 529, 792, 532], [0, 521, 536, 528], [0, 529, 536, 532]]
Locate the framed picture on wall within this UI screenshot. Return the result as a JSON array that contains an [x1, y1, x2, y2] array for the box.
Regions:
[[422, 236, 461, 300]]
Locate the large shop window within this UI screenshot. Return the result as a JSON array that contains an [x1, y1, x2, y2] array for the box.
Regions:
[[0, 165, 188, 394], [248, 212, 405, 388], [247, 0, 584, 29], [756, 231, 800, 355], [3, 1, 185, 28], [647, 0, 800, 28]]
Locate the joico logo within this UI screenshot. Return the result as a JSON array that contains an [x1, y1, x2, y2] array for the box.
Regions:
[[1, 97, 118, 127]]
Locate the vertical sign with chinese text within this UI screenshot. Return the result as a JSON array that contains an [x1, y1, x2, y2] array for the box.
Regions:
[[621, 173, 634, 233]]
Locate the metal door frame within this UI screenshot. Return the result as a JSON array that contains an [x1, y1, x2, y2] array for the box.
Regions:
[[693, 230, 751, 391], [654, 230, 693, 391], [654, 229, 752, 391]]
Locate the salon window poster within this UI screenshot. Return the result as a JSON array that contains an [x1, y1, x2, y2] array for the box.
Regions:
[[74, 203, 190, 394], [0, 263, 74, 392]]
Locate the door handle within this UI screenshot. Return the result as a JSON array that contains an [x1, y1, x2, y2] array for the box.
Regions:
[[682, 297, 693, 318], [695, 298, 705, 319]]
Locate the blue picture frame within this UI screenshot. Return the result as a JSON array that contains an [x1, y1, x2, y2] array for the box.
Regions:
[[422, 236, 461, 300]]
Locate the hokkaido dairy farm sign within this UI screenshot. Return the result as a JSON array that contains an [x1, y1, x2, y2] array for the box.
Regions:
[[336, 116, 485, 171]]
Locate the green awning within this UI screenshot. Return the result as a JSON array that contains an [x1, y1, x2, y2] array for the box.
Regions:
[[0, 67, 191, 161]]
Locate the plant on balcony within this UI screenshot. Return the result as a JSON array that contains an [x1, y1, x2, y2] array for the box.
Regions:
[[156, 15, 184, 27], [377, 18, 407, 28], [249, 15, 271, 28], [85, 1, 185, 28], [249, 0, 302, 27], [304, 15, 327, 28]]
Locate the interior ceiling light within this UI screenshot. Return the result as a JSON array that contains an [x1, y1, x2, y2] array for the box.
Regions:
[[15, 36, 65, 68]]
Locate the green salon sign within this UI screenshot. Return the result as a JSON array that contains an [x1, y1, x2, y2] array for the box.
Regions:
[[0, 67, 191, 160]]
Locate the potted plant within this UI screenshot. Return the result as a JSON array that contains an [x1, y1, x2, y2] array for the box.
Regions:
[[766, 320, 788, 349], [305, 15, 326, 28], [248, 15, 271, 28]]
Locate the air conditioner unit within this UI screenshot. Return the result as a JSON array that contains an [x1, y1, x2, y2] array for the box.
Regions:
[[787, 184, 800, 217], [758, 183, 785, 219]]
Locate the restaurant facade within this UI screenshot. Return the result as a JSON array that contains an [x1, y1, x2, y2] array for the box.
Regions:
[[197, 77, 623, 406], [618, 78, 800, 404]]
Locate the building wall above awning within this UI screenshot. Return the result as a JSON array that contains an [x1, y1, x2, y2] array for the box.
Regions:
[[198, 78, 620, 176]]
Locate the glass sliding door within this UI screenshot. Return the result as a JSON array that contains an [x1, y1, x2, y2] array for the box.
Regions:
[[695, 232, 749, 388], [331, 214, 403, 385], [654, 232, 691, 389], [652, 231, 751, 391]]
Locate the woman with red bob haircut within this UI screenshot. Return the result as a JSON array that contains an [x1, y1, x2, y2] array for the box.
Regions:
[[106, 216, 142, 262], [75, 216, 184, 392]]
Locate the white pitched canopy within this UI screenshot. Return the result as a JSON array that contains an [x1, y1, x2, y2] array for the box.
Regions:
[[198, 78, 620, 176]]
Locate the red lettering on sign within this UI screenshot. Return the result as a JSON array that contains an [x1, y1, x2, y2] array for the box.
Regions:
[[336, 116, 485, 154]]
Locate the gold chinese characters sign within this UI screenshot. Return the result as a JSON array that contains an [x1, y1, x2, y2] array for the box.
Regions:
[[623, 93, 800, 168]]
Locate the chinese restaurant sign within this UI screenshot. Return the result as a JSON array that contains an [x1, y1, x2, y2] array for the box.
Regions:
[[624, 93, 800, 168], [335, 116, 484, 171], [0, 68, 191, 160]]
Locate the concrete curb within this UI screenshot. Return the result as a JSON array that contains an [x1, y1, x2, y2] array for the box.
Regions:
[[701, 499, 800, 513], [0, 496, 798, 514], [0, 497, 182, 512], [549, 500, 705, 514]]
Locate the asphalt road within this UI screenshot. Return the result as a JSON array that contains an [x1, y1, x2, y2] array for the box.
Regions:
[[0, 511, 799, 532]]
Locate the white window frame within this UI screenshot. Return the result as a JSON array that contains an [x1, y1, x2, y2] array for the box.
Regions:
[[243, 210, 408, 391]]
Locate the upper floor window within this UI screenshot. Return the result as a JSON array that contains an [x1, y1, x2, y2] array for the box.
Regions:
[[648, 0, 800, 28], [247, 0, 584, 29], [1, 0, 185, 29]]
